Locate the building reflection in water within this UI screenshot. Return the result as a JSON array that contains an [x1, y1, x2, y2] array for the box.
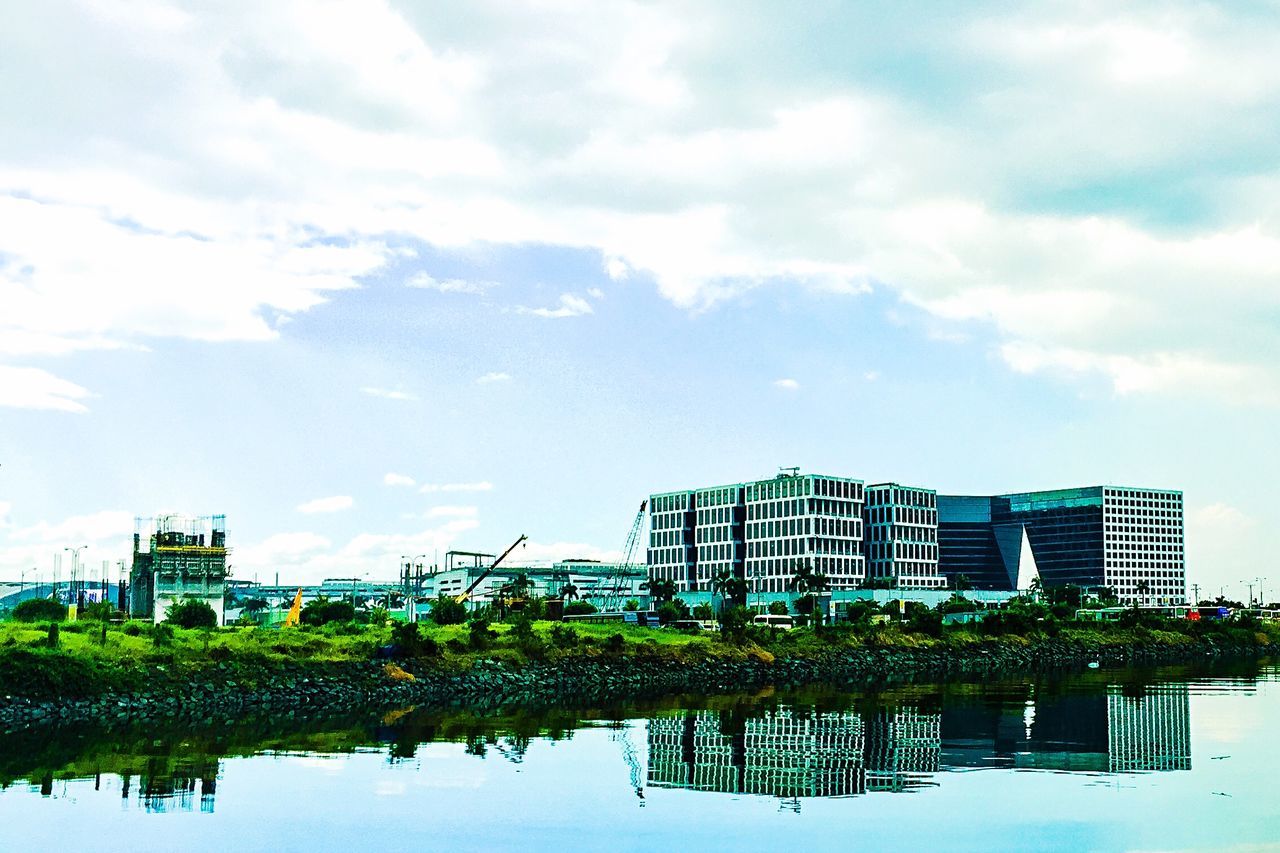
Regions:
[[647, 683, 1191, 803]]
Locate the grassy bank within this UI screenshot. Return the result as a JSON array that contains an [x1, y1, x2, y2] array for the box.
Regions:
[[2, 612, 1277, 702]]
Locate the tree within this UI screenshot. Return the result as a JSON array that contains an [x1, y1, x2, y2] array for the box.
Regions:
[[711, 569, 749, 612], [767, 600, 790, 616], [1135, 579, 1151, 607], [13, 597, 67, 622], [949, 573, 973, 592], [166, 597, 218, 629], [300, 597, 356, 626], [559, 582, 579, 602], [428, 594, 468, 625], [564, 600, 599, 616], [692, 603, 715, 621], [642, 577, 678, 604], [788, 561, 830, 627]]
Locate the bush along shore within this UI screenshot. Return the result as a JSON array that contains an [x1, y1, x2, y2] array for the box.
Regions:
[[1, 609, 1277, 732]]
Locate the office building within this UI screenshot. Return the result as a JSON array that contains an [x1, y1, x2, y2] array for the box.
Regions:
[[649, 472, 866, 593], [864, 483, 946, 589], [937, 486, 1185, 604]]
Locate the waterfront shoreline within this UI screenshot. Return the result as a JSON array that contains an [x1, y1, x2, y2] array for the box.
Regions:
[[2, 635, 1273, 733]]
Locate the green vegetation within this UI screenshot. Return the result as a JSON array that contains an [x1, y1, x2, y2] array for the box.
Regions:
[[166, 597, 218, 629], [300, 597, 357, 626], [13, 598, 68, 623], [1, 594, 1277, 703]]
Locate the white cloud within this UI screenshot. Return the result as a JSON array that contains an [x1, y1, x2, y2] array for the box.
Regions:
[[361, 387, 418, 401], [407, 272, 494, 295], [586, 287, 605, 299], [2, 3, 1279, 402], [863, 370, 880, 382], [522, 294, 594, 319], [773, 378, 800, 390], [419, 481, 494, 494], [425, 505, 479, 519], [231, 518, 481, 585], [0, 365, 93, 413], [297, 495, 354, 514], [476, 371, 511, 384], [383, 472, 416, 487]]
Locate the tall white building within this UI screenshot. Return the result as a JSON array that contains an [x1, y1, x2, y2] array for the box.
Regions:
[[864, 483, 946, 589]]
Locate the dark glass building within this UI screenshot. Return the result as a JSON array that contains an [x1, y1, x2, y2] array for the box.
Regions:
[[937, 486, 1185, 605]]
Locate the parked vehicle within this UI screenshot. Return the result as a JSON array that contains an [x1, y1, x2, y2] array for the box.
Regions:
[[751, 613, 794, 629]]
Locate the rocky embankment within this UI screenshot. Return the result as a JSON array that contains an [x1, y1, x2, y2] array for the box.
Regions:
[[1, 636, 1274, 732]]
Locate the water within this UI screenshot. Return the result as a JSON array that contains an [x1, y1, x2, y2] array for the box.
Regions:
[[2, 661, 1277, 851]]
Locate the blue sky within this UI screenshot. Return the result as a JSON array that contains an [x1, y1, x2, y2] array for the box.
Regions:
[[0, 1, 1276, 599]]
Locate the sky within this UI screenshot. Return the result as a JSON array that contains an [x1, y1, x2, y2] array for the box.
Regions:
[[0, 1, 1277, 600]]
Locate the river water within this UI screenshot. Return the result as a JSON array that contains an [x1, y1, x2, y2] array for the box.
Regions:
[[1, 661, 1276, 852]]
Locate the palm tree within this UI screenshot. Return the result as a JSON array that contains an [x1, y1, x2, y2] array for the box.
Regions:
[[1135, 579, 1151, 608], [560, 582, 579, 602], [641, 577, 678, 604], [711, 569, 749, 612], [788, 560, 830, 628]]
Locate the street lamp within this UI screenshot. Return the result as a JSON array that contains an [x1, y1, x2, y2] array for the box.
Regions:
[[64, 545, 88, 606]]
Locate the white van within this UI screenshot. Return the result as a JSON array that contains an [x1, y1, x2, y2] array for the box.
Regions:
[[751, 613, 794, 629]]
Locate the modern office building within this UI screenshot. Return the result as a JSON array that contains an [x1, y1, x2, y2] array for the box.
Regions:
[[936, 486, 1185, 604], [864, 484, 946, 589], [129, 514, 229, 624], [649, 471, 866, 593]]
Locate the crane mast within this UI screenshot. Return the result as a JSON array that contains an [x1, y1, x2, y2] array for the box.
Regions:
[[600, 500, 647, 612]]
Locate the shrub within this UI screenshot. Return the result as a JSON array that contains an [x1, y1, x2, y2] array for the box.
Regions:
[[603, 633, 626, 653], [166, 598, 218, 629], [468, 618, 497, 650], [300, 598, 356, 626], [564, 600, 598, 616], [718, 606, 750, 642], [122, 621, 144, 636], [656, 600, 689, 625], [13, 598, 67, 623], [767, 600, 790, 616], [623, 599, 640, 612], [45, 623, 60, 648], [429, 595, 468, 625], [549, 624, 579, 648], [692, 603, 715, 621], [390, 621, 439, 658], [152, 623, 175, 646]]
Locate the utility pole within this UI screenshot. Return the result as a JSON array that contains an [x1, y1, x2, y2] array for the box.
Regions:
[[1246, 581, 1256, 608], [1190, 583, 1200, 605]]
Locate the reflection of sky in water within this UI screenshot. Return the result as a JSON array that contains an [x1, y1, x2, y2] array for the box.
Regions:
[[0, 666, 1276, 852]]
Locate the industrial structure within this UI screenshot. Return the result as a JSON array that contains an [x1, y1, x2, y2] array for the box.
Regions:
[[129, 514, 230, 624], [649, 472, 1185, 604]]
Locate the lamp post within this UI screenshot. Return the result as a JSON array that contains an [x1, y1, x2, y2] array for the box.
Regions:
[[65, 545, 88, 609]]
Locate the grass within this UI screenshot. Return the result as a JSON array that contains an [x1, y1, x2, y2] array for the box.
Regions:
[[1, 614, 1276, 701]]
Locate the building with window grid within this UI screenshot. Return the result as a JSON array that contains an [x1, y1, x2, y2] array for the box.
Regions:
[[648, 472, 866, 594], [864, 484, 945, 589], [936, 486, 1185, 604]]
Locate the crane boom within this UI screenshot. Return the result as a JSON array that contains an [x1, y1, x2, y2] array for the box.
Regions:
[[455, 535, 528, 603], [601, 500, 647, 612]]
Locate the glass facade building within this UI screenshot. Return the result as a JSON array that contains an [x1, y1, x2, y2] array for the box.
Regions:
[[937, 486, 1185, 604]]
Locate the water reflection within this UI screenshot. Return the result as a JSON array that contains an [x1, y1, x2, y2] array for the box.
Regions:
[[0, 664, 1253, 814]]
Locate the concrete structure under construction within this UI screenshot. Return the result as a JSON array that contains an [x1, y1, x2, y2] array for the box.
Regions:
[[412, 560, 647, 610], [936, 486, 1185, 605], [129, 515, 229, 624]]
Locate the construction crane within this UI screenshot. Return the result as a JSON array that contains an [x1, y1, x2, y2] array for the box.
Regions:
[[600, 500, 647, 612], [610, 723, 646, 805], [454, 535, 528, 604]]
